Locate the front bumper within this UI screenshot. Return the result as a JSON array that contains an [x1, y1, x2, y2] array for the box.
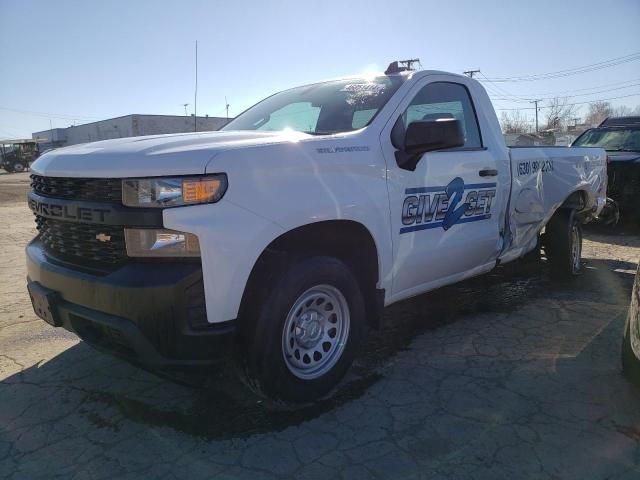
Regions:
[[26, 238, 236, 367]]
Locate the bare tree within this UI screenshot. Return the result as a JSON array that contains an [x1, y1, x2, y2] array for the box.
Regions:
[[585, 101, 612, 126], [543, 97, 577, 131], [612, 105, 633, 117], [500, 110, 531, 134]]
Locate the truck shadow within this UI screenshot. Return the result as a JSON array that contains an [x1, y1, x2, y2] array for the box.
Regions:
[[1, 256, 635, 442]]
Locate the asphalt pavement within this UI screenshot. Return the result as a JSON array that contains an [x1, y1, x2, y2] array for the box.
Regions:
[[1, 172, 639, 479]]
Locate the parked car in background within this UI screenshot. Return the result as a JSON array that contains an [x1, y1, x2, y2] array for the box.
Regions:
[[622, 263, 640, 385], [572, 117, 640, 223], [600, 116, 640, 127]]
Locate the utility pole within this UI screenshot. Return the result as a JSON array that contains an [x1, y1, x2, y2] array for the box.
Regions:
[[463, 69, 480, 78], [530, 99, 542, 133], [183, 103, 189, 116], [194, 40, 198, 132], [225, 96, 230, 120]]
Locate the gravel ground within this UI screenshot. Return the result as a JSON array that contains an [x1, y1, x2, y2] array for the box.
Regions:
[[1, 171, 639, 479]]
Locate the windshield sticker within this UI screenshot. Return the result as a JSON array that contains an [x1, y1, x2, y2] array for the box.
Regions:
[[400, 177, 496, 233], [340, 83, 386, 94]]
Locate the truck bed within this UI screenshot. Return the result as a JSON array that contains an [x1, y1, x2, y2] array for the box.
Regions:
[[500, 146, 607, 263]]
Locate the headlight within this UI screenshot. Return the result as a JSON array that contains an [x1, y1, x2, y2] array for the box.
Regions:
[[122, 174, 227, 208], [125, 229, 200, 257]]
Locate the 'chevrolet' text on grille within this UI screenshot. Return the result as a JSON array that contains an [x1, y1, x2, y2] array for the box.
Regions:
[[28, 198, 110, 223]]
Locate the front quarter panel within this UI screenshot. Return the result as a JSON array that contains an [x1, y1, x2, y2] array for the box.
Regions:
[[163, 200, 285, 324], [206, 133, 393, 297]]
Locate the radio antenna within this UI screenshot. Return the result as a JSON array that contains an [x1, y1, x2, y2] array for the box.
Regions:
[[194, 40, 198, 132]]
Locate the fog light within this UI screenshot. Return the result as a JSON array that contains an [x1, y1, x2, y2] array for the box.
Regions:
[[124, 229, 200, 257]]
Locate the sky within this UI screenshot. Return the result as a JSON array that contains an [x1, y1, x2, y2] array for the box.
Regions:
[[1, 0, 639, 139]]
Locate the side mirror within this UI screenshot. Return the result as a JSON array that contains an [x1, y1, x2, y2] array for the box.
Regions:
[[393, 118, 465, 171], [405, 119, 464, 154]]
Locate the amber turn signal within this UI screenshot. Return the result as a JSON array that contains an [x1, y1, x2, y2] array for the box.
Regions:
[[183, 178, 223, 204]]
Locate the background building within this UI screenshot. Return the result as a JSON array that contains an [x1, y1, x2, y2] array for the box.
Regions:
[[33, 114, 230, 150]]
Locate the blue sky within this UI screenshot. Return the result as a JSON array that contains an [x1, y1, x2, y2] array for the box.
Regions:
[[1, 0, 639, 138]]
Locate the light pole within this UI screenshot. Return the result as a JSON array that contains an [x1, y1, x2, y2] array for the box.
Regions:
[[530, 99, 541, 133]]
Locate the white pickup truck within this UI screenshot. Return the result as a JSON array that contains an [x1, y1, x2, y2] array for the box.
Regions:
[[26, 63, 607, 401]]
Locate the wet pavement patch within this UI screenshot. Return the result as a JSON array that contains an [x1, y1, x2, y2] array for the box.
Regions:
[[82, 372, 382, 439]]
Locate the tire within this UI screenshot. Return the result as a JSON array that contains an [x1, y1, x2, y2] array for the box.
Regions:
[[12, 162, 26, 173], [239, 256, 366, 402], [622, 268, 640, 385], [544, 209, 582, 278], [522, 233, 542, 263]]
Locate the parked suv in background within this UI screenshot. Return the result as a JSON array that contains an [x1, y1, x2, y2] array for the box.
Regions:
[[573, 117, 640, 223]]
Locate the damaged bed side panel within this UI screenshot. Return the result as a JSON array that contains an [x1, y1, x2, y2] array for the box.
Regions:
[[499, 147, 607, 264]]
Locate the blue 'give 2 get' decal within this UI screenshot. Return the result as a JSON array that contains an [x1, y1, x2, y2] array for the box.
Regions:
[[400, 177, 497, 234]]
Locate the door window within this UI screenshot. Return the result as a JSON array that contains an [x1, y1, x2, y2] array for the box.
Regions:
[[403, 82, 482, 148]]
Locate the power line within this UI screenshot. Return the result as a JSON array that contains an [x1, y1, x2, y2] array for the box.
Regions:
[[493, 92, 640, 111], [484, 52, 640, 82], [478, 73, 530, 103], [0, 106, 100, 121], [487, 77, 640, 98], [488, 82, 640, 103]]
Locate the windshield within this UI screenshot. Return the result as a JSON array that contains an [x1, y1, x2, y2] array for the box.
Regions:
[[222, 77, 404, 135], [573, 127, 640, 151]]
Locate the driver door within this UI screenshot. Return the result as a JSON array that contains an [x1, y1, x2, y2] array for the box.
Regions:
[[381, 77, 508, 299]]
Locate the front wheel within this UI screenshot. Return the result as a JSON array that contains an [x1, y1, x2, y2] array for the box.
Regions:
[[12, 162, 26, 173], [544, 209, 583, 278], [239, 256, 366, 402]]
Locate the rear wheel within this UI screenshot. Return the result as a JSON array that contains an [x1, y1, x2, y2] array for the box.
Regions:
[[12, 162, 26, 173], [239, 256, 366, 402], [3, 164, 14, 173], [544, 209, 582, 278]]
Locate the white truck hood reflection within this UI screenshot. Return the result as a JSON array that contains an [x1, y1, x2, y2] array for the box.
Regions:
[[31, 130, 310, 178]]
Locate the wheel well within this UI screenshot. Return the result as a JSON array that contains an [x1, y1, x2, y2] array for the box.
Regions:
[[560, 190, 586, 211], [239, 220, 383, 329]]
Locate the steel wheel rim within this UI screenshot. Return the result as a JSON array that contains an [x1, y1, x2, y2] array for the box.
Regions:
[[282, 284, 350, 380], [571, 225, 581, 273]]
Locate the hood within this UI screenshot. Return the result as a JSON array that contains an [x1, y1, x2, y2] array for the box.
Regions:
[[31, 130, 311, 178], [607, 152, 640, 163]]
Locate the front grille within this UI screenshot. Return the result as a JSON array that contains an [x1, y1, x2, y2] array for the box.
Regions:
[[31, 174, 122, 203], [608, 163, 640, 198], [36, 216, 127, 266]]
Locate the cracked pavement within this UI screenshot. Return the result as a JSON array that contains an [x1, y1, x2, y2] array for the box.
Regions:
[[1, 172, 639, 479]]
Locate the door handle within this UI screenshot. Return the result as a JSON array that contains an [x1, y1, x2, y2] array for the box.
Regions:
[[479, 169, 498, 177]]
